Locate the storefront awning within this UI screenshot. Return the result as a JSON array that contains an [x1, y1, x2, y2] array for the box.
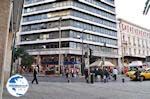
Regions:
[[129, 61, 143, 67]]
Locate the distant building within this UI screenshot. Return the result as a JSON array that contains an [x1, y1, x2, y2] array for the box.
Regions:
[[118, 18, 150, 65], [19, 0, 118, 74]]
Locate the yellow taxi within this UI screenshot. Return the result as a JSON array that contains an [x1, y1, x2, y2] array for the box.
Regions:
[[129, 68, 150, 81], [140, 68, 150, 81], [126, 71, 136, 77], [125, 67, 137, 77]]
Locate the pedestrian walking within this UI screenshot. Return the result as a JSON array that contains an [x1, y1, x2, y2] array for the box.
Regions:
[[76, 68, 79, 76], [84, 68, 89, 83], [65, 69, 69, 78], [65, 68, 70, 82], [94, 68, 99, 81], [71, 68, 74, 77], [98, 68, 104, 82], [37, 64, 40, 72], [103, 68, 109, 83], [134, 68, 141, 81], [113, 68, 118, 81], [31, 67, 38, 84]]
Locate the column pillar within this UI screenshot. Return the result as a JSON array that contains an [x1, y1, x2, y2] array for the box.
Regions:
[[0, 0, 12, 98]]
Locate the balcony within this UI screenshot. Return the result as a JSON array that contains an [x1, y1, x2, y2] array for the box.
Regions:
[[27, 48, 118, 58], [105, 0, 114, 4], [24, 0, 48, 5]]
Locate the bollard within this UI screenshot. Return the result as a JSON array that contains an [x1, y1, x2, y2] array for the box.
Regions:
[[86, 78, 89, 83], [122, 78, 125, 83], [67, 79, 70, 83], [90, 73, 94, 84], [103, 75, 106, 83]]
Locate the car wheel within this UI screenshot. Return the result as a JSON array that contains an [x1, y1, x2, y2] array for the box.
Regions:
[[140, 76, 144, 82]]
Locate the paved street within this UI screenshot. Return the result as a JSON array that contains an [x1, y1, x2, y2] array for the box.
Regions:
[[3, 75, 150, 99], [22, 73, 131, 83]]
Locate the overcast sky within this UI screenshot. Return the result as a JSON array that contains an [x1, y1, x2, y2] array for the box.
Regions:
[[115, 0, 150, 29]]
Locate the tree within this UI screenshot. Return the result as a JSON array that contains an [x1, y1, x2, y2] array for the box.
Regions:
[[21, 53, 34, 68], [14, 48, 34, 68], [143, 0, 150, 15]]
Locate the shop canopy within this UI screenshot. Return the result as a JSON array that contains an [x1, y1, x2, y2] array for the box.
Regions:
[[89, 60, 115, 67], [129, 61, 143, 67]]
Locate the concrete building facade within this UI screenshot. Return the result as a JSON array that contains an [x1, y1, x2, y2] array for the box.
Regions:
[[0, 0, 12, 98], [0, 0, 23, 98], [19, 0, 118, 74], [118, 18, 150, 65]]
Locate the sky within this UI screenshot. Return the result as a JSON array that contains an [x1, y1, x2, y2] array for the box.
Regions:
[[115, 0, 150, 29]]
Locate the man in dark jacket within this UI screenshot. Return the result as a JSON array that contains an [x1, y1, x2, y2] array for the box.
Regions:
[[103, 68, 109, 83], [84, 69, 89, 83], [32, 67, 38, 84], [134, 68, 141, 80], [99, 68, 104, 82]]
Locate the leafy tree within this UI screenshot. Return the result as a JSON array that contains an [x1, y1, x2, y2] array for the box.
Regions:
[[21, 53, 34, 68], [14, 48, 34, 68]]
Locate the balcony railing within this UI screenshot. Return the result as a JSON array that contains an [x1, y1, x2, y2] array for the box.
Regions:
[[24, 0, 48, 5], [104, 0, 114, 4], [27, 48, 118, 58]]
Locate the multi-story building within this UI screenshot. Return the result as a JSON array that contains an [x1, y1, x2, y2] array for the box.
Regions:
[[118, 18, 150, 65], [19, 0, 118, 74]]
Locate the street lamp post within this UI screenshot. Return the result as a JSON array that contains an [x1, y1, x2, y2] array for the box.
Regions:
[[102, 42, 106, 68], [36, 45, 46, 73], [77, 29, 85, 75], [81, 30, 84, 76], [58, 17, 62, 74]]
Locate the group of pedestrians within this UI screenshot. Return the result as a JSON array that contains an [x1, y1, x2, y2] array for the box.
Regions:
[[90, 67, 118, 83], [31, 65, 119, 84], [65, 68, 80, 82]]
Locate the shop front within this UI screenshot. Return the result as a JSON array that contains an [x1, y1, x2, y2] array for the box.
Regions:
[[40, 55, 81, 75]]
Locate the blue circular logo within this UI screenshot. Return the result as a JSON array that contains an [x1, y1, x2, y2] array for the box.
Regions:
[[6, 74, 29, 97]]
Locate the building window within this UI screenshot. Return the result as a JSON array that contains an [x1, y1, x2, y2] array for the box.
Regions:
[[61, 42, 69, 48], [129, 48, 131, 55], [133, 37, 136, 46], [122, 35, 125, 41], [134, 49, 136, 55], [137, 38, 139, 46], [143, 50, 145, 55], [139, 50, 141, 54], [128, 36, 131, 45]]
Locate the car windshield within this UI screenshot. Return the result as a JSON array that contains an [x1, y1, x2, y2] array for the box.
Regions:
[[129, 67, 137, 71]]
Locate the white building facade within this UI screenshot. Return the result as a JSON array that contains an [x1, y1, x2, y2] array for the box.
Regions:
[[18, 0, 118, 74], [118, 19, 150, 65]]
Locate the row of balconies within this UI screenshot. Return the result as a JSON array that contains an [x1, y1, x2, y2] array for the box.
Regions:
[[27, 48, 118, 58]]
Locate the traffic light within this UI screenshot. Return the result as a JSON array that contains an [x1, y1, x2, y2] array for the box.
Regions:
[[89, 48, 93, 64], [89, 48, 93, 57], [84, 52, 88, 58]]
